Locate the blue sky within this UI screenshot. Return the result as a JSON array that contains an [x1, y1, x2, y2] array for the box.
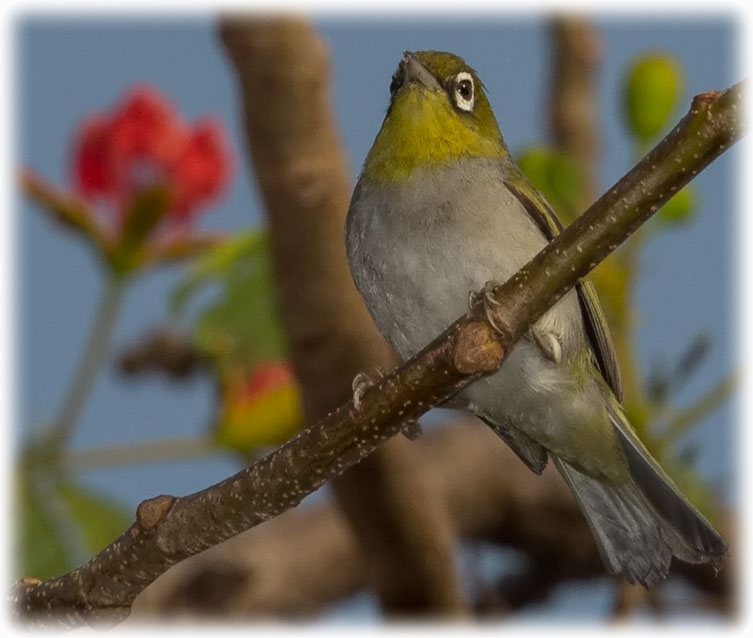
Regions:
[[15, 14, 739, 619]]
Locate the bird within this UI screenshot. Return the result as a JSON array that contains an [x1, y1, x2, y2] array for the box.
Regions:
[[345, 50, 727, 587]]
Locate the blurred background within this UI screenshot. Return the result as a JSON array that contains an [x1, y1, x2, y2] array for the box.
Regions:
[[16, 13, 738, 622]]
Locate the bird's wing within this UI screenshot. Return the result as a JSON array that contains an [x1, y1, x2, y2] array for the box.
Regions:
[[471, 411, 549, 474], [605, 397, 727, 560], [504, 177, 623, 400]]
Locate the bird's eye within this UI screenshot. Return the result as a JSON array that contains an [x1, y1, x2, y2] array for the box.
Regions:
[[453, 72, 475, 112]]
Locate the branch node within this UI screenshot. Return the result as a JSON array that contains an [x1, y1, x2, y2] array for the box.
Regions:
[[136, 494, 176, 531], [693, 90, 722, 110], [19, 577, 42, 586], [453, 322, 505, 375]]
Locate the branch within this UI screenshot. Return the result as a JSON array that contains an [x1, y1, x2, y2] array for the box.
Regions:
[[62, 437, 220, 472], [130, 421, 732, 619], [44, 275, 126, 452], [480, 82, 743, 344], [11, 74, 744, 628], [662, 371, 738, 443], [549, 15, 602, 205], [611, 582, 654, 620], [130, 421, 579, 618], [219, 16, 465, 616]]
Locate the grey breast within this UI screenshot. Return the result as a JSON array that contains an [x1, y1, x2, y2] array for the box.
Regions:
[[346, 157, 575, 358]]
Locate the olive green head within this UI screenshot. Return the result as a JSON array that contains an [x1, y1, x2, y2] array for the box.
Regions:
[[363, 50, 509, 183]]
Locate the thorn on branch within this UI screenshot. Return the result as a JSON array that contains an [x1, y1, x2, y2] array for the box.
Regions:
[[136, 495, 177, 531], [20, 577, 42, 587], [694, 90, 723, 108]]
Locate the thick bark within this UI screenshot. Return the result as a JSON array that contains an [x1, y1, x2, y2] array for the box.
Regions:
[[218, 16, 465, 616], [549, 16, 602, 205]]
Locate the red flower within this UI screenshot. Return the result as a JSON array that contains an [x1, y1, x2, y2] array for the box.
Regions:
[[172, 119, 230, 220], [74, 116, 118, 197], [23, 85, 230, 276], [72, 85, 232, 228], [109, 87, 185, 164]]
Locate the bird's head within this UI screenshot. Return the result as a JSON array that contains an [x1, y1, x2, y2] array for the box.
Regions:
[[363, 50, 508, 183]]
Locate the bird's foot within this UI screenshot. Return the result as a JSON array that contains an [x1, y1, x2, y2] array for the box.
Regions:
[[352, 368, 422, 439], [469, 280, 506, 335], [351, 370, 377, 412]]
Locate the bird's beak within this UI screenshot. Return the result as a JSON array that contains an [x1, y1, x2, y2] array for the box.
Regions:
[[401, 52, 441, 92]]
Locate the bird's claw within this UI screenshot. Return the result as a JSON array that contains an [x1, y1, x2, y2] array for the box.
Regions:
[[482, 280, 502, 307], [351, 367, 388, 412], [352, 371, 374, 412], [472, 280, 504, 335], [352, 368, 420, 439], [468, 281, 500, 310]]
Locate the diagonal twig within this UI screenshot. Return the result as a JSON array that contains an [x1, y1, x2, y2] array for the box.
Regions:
[[11, 78, 745, 628], [662, 371, 738, 443]]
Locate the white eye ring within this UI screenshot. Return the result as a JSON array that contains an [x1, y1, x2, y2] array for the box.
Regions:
[[454, 72, 475, 112]]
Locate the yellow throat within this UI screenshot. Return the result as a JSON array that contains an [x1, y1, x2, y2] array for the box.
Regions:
[[363, 84, 505, 184]]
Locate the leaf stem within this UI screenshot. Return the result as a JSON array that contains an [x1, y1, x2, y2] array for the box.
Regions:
[[662, 371, 738, 443], [44, 275, 127, 454], [62, 436, 222, 471]]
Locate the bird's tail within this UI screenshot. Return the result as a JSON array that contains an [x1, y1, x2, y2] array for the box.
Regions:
[[554, 402, 727, 587]]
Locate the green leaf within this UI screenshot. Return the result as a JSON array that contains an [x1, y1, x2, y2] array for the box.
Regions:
[[623, 54, 684, 144], [14, 475, 130, 580], [57, 482, 131, 555], [15, 476, 70, 580], [517, 146, 585, 221], [656, 185, 696, 226], [517, 147, 550, 193], [171, 229, 287, 371], [171, 230, 266, 313], [121, 187, 171, 252], [106, 186, 171, 276]]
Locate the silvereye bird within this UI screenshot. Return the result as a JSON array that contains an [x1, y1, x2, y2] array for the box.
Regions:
[[345, 50, 727, 586]]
